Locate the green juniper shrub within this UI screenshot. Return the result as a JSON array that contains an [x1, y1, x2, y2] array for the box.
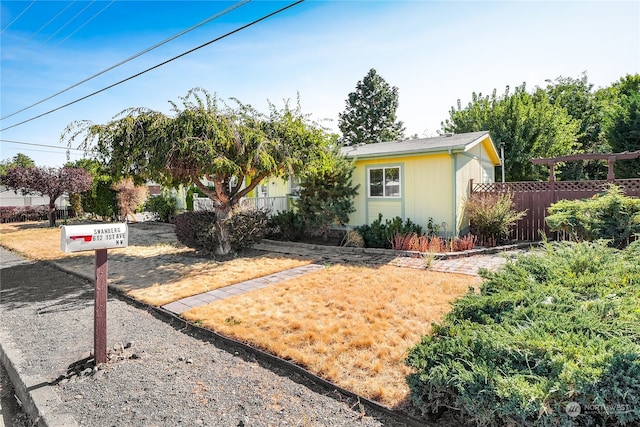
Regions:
[[406, 241, 640, 426], [266, 210, 307, 241], [144, 192, 177, 223], [546, 185, 640, 248], [355, 214, 423, 248]]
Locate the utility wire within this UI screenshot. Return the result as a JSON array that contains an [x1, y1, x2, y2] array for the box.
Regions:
[[1, 0, 249, 120], [1, 139, 85, 151], [51, 0, 115, 49], [0, 0, 304, 133], [2, 1, 96, 88], [0, 0, 36, 35]]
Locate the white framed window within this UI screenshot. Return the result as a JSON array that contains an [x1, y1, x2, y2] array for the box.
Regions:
[[368, 166, 401, 198]]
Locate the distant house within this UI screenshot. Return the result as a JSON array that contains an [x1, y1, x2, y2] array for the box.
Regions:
[[341, 131, 500, 235], [196, 131, 501, 236], [0, 186, 68, 208]]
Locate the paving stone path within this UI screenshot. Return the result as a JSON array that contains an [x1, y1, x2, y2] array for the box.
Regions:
[[161, 240, 516, 316]]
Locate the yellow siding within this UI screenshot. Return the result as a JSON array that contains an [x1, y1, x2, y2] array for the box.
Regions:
[[349, 154, 455, 232]]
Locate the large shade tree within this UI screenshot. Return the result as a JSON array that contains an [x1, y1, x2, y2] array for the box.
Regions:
[[63, 88, 335, 255], [338, 68, 405, 146], [1, 166, 92, 226], [601, 73, 640, 178], [442, 83, 580, 181]]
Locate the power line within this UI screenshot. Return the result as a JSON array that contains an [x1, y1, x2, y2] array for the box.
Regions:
[[1, 0, 249, 120], [51, 1, 115, 49], [1, 1, 97, 88], [0, 0, 305, 133], [0, 0, 36, 35], [1, 139, 85, 151]]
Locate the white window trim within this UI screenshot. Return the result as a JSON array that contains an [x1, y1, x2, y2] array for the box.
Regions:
[[368, 166, 402, 198]]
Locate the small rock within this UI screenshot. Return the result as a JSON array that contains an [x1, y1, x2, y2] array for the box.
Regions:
[[82, 368, 92, 376], [74, 394, 84, 400], [130, 353, 141, 360], [93, 370, 105, 380], [178, 356, 185, 362], [186, 358, 193, 364], [124, 341, 134, 349]]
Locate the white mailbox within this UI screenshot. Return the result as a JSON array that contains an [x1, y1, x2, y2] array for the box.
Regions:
[[60, 223, 128, 253]]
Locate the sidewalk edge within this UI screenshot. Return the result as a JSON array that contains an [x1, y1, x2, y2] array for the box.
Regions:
[[0, 330, 78, 427]]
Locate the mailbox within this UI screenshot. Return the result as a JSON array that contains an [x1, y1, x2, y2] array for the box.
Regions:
[[60, 223, 128, 253]]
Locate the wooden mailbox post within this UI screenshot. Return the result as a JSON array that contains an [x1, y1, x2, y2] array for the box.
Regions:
[[60, 223, 128, 364]]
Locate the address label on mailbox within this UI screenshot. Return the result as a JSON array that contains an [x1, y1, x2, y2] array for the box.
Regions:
[[61, 223, 128, 253]]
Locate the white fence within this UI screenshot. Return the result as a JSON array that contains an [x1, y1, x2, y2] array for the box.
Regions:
[[193, 196, 289, 215]]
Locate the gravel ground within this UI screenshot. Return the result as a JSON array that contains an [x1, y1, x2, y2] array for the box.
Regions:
[[0, 248, 412, 426], [1, 362, 33, 427]]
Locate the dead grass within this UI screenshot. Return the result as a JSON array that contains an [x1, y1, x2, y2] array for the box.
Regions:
[[128, 255, 310, 306], [0, 222, 310, 306], [183, 264, 479, 408]]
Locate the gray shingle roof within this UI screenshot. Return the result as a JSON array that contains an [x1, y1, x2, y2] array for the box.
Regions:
[[341, 131, 491, 159]]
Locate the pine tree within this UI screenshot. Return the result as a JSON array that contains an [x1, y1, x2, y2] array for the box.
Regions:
[[338, 68, 405, 146]]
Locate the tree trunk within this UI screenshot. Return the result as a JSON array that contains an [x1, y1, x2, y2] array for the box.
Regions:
[[48, 200, 57, 227], [213, 205, 233, 256]]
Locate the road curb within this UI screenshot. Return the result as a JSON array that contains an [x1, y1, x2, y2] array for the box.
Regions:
[[0, 330, 77, 427]]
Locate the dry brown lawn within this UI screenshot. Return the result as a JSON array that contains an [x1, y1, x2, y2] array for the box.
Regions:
[[183, 264, 479, 408], [0, 222, 310, 306], [2, 221, 479, 408]]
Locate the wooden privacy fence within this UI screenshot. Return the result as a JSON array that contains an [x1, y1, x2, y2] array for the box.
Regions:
[[470, 178, 640, 241]]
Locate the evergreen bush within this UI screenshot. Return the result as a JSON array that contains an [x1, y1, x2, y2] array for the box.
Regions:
[[546, 185, 640, 248], [355, 214, 423, 248], [145, 193, 177, 223], [406, 241, 640, 426]]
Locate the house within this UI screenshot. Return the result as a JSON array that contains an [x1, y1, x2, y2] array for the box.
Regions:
[[341, 131, 501, 236], [194, 130, 501, 236]]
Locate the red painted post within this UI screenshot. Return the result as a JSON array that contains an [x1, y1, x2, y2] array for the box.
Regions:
[[94, 249, 108, 364]]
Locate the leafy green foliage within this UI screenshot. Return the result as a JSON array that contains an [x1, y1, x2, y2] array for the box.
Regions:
[[63, 88, 335, 255], [601, 74, 640, 179], [144, 192, 177, 223], [295, 155, 359, 240], [544, 74, 610, 180], [355, 214, 423, 248], [442, 83, 580, 181], [464, 192, 526, 246], [338, 68, 405, 146], [266, 210, 307, 241], [68, 159, 117, 220], [546, 185, 640, 248], [406, 241, 640, 426], [0, 153, 35, 176], [175, 211, 218, 253]]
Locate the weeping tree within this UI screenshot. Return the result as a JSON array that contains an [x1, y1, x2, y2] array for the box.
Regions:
[[63, 88, 335, 255]]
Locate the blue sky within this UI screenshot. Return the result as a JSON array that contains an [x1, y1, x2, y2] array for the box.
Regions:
[[1, 0, 639, 167]]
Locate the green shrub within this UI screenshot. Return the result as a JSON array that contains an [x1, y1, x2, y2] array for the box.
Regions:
[[267, 210, 307, 241], [464, 192, 526, 246], [406, 241, 640, 426], [355, 214, 423, 248], [176, 208, 268, 254], [546, 185, 640, 248], [144, 193, 177, 223]]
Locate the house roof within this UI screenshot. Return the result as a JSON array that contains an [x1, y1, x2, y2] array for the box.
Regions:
[[341, 130, 501, 165]]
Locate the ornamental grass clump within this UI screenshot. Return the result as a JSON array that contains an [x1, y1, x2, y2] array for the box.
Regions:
[[464, 192, 526, 246], [406, 240, 640, 426]]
